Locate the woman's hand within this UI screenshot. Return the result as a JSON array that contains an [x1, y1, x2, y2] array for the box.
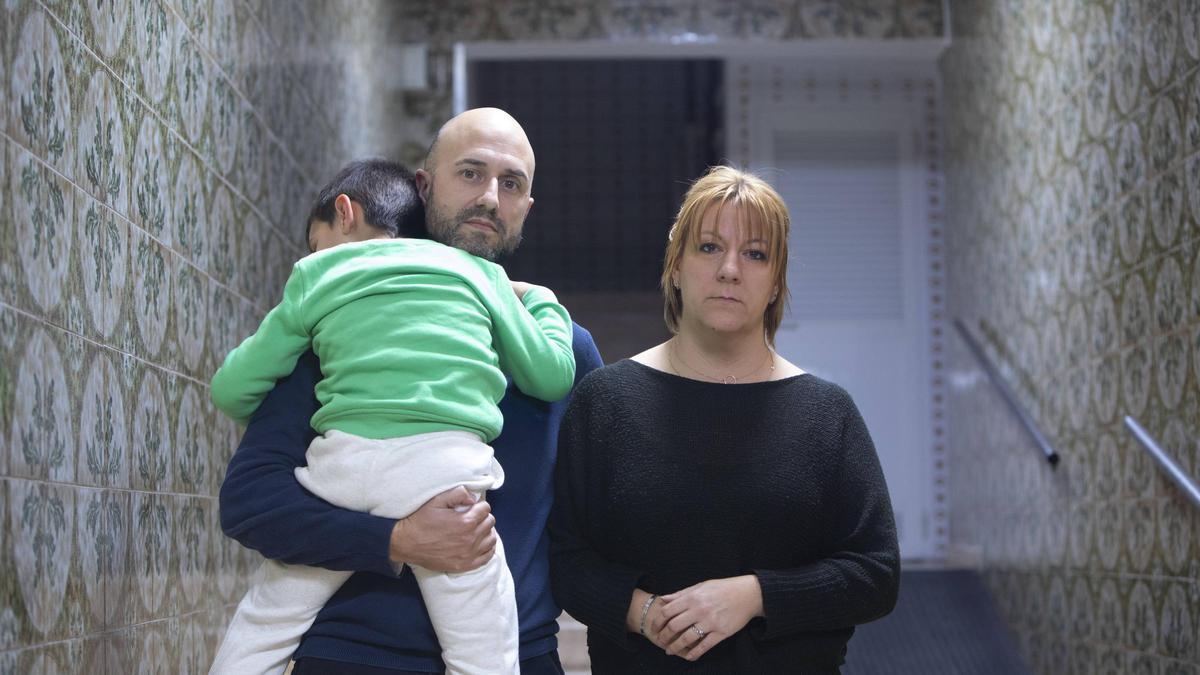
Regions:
[[651, 575, 765, 661], [625, 589, 674, 649]]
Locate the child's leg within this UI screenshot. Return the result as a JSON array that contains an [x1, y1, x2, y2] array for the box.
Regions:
[[210, 559, 350, 675], [295, 430, 518, 675], [411, 535, 519, 675]]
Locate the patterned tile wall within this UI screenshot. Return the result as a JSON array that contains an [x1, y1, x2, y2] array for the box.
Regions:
[[0, 0, 394, 669], [943, 0, 1200, 673], [0, 0, 945, 670]]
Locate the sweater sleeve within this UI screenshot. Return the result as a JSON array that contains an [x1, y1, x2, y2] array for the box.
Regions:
[[750, 395, 900, 640], [492, 282, 576, 403], [218, 350, 399, 576], [210, 263, 313, 424], [549, 378, 647, 650]]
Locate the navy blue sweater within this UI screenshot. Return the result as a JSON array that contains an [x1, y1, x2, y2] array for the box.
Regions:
[[219, 323, 603, 671]]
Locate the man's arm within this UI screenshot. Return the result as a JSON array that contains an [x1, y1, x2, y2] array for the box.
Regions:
[[219, 349, 496, 575]]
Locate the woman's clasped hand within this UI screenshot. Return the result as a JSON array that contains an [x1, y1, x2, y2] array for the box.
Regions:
[[643, 576, 764, 661]]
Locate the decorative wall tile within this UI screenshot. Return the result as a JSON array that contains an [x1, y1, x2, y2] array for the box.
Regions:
[[1160, 580, 1194, 659], [132, 113, 174, 246], [85, 0, 130, 60], [131, 370, 172, 496], [131, 226, 172, 361], [1110, 0, 1144, 116], [77, 488, 131, 629], [237, 103, 264, 202], [173, 32, 210, 145], [173, 263, 209, 377], [8, 144, 75, 315], [132, 0, 175, 106], [178, 611, 213, 673], [214, 534, 244, 607], [129, 492, 174, 622], [79, 191, 129, 340], [210, 76, 239, 179], [207, 184, 236, 287], [8, 10, 72, 176], [8, 479, 74, 640], [8, 327, 75, 483], [1151, 171, 1184, 251], [77, 349, 129, 488], [209, 0, 237, 74], [173, 496, 212, 613]]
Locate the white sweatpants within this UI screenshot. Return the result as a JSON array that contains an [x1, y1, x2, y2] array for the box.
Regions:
[[209, 430, 518, 675]]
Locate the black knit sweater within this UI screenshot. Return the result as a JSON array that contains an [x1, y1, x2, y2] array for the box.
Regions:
[[549, 360, 900, 674]]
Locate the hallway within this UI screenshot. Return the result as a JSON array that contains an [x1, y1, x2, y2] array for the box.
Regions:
[[1, 0, 1198, 672]]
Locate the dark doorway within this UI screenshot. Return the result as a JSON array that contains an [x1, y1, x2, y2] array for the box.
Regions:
[[471, 59, 724, 293]]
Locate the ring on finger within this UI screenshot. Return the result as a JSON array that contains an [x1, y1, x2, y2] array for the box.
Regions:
[[691, 624, 706, 640]]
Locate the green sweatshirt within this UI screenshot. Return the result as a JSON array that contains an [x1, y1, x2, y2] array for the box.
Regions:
[[210, 238, 576, 442]]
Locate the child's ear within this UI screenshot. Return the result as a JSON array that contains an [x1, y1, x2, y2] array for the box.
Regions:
[[334, 194, 356, 233]]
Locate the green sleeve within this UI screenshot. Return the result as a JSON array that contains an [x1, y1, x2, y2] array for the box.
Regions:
[[493, 283, 576, 403], [210, 263, 313, 424]]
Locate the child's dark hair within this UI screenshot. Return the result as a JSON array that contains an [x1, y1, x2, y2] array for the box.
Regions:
[[305, 159, 427, 242]]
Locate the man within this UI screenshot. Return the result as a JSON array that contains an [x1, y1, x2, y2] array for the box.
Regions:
[[219, 108, 604, 674]]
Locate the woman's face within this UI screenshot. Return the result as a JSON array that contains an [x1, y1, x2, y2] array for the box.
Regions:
[[672, 202, 778, 338]]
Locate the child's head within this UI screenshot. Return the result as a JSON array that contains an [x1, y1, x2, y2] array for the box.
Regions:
[[305, 159, 427, 253]]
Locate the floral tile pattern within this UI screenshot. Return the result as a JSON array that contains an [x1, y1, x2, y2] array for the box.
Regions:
[[945, 0, 1200, 671], [1, 0, 947, 667]]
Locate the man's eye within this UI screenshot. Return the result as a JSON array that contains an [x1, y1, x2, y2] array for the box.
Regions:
[[503, 179, 519, 191], [462, 169, 478, 179]]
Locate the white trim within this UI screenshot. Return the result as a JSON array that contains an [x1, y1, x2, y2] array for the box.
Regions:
[[461, 38, 948, 63]]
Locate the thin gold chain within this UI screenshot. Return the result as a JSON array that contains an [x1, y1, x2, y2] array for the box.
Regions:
[[668, 338, 776, 384]]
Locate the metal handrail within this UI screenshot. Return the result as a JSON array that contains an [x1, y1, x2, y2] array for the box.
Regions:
[[1124, 416, 1200, 511], [953, 319, 1059, 467]]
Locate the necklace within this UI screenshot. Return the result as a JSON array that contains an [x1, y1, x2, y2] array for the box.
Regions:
[[668, 338, 776, 384]]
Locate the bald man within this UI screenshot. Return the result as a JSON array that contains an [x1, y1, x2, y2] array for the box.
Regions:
[[218, 109, 604, 675]]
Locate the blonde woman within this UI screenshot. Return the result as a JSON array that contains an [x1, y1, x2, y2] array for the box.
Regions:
[[549, 166, 899, 673]]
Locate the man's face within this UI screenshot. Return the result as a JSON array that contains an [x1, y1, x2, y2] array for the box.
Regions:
[[418, 125, 535, 262]]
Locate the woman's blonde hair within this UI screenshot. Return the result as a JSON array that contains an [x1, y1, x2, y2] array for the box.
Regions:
[[660, 166, 791, 345]]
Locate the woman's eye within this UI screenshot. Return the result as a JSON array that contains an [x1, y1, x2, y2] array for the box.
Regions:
[[746, 249, 768, 261], [698, 242, 718, 253]]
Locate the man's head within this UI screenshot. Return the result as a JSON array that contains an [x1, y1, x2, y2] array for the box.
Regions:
[[416, 108, 535, 262], [306, 159, 426, 253]]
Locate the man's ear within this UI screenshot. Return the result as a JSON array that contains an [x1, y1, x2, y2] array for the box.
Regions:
[[524, 196, 534, 216], [414, 170, 432, 204], [333, 194, 355, 234]]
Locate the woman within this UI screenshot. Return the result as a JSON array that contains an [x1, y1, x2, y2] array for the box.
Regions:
[[549, 166, 899, 673]]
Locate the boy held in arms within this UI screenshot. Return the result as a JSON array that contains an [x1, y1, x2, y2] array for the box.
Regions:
[[208, 159, 575, 675]]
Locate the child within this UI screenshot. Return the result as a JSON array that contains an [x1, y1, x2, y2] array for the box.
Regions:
[[208, 159, 575, 675]]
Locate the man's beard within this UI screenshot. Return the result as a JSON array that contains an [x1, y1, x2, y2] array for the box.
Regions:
[[425, 191, 523, 263]]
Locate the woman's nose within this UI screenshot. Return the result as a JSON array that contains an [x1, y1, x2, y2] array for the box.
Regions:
[[716, 253, 740, 282]]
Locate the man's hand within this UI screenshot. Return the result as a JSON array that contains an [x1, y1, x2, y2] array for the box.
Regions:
[[510, 280, 533, 299], [388, 486, 497, 572]]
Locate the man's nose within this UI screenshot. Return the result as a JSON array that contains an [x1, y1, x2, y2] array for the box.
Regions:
[[475, 177, 500, 210]]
